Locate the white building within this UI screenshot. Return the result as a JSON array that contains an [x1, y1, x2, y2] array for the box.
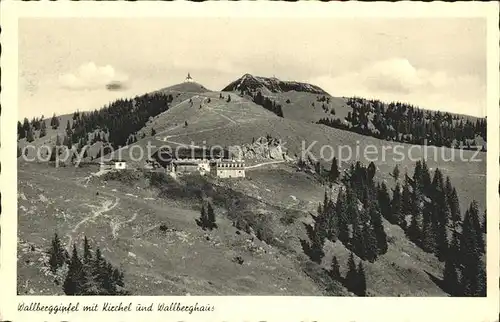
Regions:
[[210, 160, 245, 178], [100, 160, 127, 171]]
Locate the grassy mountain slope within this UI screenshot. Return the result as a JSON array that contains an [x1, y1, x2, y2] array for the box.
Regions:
[[17, 77, 486, 297], [18, 161, 448, 296], [223, 74, 352, 124]]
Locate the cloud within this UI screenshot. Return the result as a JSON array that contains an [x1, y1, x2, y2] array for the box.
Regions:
[[310, 58, 486, 116], [59, 62, 128, 91]]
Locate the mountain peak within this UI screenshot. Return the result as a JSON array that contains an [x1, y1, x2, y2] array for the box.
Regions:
[[222, 74, 329, 95], [154, 81, 211, 94]]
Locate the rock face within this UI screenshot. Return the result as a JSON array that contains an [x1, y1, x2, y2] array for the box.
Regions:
[[223, 74, 329, 95], [228, 136, 292, 161]]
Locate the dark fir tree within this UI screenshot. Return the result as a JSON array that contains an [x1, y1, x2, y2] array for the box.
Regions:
[[345, 252, 358, 294], [63, 243, 85, 295], [392, 165, 400, 182], [368, 201, 388, 255], [357, 261, 367, 296], [329, 157, 340, 183], [377, 182, 392, 223], [196, 204, 209, 230], [206, 202, 218, 230], [48, 233, 66, 273], [330, 256, 341, 280], [391, 183, 404, 228], [40, 121, 47, 138]]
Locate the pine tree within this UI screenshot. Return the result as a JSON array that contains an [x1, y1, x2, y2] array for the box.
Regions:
[[421, 206, 437, 253], [392, 165, 400, 182], [40, 121, 47, 138], [345, 253, 358, 294], [91, 247, 107, 294], [369, 202, 388, 255], [207, 202, 218, 230], [329, 157, 340, 183], [196, 204, 208, 230], [413, 160, 423, 192], [48, 233, 66, 273], [50, 113, 60, 129], [421, 160, 432, 195], [357, 261, 367, 296], [448, 187, 461, 226], [443, 254, 459, 295], [63, 244, 85, 295], [361, 223, 378, 262], [377, 182, 392, 223], [346, 187, 360, 249], [330, 256, 341, 280], [18, 121, 26, 139], [459, 201, 486, 296], [151, 128, 156, 136], [66, 120, 72, 135], [336, 188, 349, 244], [391, 183, 404, 228], [26, 127, 35, 143]]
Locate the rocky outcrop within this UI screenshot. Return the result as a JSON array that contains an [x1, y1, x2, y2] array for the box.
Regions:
[[228, 136, 293, 161], [222, 74, 329, 95]]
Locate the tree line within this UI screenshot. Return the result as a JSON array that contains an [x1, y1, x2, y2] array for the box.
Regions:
[[317, 97, 486, 150], [302, 157, 486, 296], [251, 91, 284, 117], [18, 93, 174, 151], [48, 233, 129, 295]]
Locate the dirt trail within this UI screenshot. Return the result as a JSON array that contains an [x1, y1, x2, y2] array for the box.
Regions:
[[66, 196, 120, 250], [245, 160, 285, 170], [110, 212, 138, 239]]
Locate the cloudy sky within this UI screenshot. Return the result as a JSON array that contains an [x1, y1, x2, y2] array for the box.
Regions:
[[19, 18, 486, 119]]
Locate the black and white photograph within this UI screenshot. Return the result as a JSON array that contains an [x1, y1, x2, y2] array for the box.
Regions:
[[14, 15, 491, 299], [1, 5, 497, 322]]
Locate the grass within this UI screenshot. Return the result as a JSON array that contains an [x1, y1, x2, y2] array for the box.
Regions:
[[17, 80, 485, 296], [18, 160, 457, 296]]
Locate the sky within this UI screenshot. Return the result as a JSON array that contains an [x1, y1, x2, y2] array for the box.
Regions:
[[19, 17, 487, 119]]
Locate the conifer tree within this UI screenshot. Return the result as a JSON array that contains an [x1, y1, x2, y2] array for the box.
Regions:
[[330, 256, 341, 280], [196, 204, 209, 230], [443, 255, 460, 296], [361, 223, 378, 262], [357, 261, 367, 296], [26, 127, 35, 143], [301, 210, 327, 264], [50, 113, 60, 129], [421, 160, 432, 195], [368, 202, 388, 255], [66, 120, 72, 136], [413, 160, 423, 192], [329, 157, 341, 183], [63, 243, 85, 295], [40, 121, 47, 138], [391, 183, 404, 228], [345, 252, 358, 294], [48, 233, 66, 273], [207, 202, 218, 230], [421, 206, 437, 253], [336, 188, 349, 244], [367, 162, 376, 183], [448, 187, 461, 226], [392, 165, 400, 182], [346, 187, 360, 248], [377, 182, 392, 223]]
